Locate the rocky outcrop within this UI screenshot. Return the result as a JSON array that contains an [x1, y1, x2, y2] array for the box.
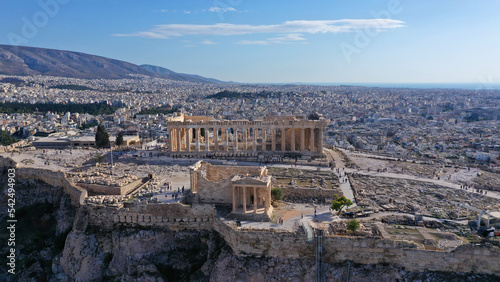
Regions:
[[0, 170, 76, 282], [61, 228, 224, 281]]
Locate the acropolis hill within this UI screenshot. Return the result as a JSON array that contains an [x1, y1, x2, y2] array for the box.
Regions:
[[1, 115, 500, 281]]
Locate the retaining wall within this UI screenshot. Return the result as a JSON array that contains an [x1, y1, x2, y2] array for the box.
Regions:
[[212, 220, 500, 275], [86, 203, 216, 231], [77, 178, 144, 195], [0, 155, 87, 206]]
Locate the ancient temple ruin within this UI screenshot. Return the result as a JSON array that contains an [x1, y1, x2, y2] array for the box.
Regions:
[[168, 114, 329, 158], [190, 161, 273, 221]]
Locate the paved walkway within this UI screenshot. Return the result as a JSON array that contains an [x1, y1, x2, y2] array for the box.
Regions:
[[324, 148, 357, 207], [344, 168, 500, 200], [224, 203, 338, 231]]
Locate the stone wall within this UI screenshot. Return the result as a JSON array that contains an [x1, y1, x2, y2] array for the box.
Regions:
[[205, 163, 265, 182], [0, 140, 29, 153], [0, 155, 87, 206], [86, 203, 216, 231], [212, 220, 500, 276], [196, 176, 233, 204], [281, 186, 341, 202], [77, 178, 144, 195], [16, 167, 88, 206], [81, 202, 500, 276]]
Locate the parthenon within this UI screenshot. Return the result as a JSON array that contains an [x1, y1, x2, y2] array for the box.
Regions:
[[168, 114, 329, 157]]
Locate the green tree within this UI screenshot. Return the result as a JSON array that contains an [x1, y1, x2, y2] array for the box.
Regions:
[[115, 131, 124, 146], [95, 124, 110, 148], [0, 129, 17, 146], [271, 187, 284, 201], [308, 112, 320, 120], [346, 219, 360, 233], [331, 194, 353, 215]]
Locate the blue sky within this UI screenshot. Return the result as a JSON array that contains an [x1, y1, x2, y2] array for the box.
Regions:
[[1, 0, 500, 84]]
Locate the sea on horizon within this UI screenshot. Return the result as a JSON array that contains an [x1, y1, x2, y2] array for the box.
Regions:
[[299, 82, 500, 90]]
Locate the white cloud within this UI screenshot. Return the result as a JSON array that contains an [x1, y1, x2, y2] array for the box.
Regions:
[[113, 19, 405, 39], [268, 33, 306, 43], [236, 40, 269, 45], [236, 34, 307, 45], [208, 7, 237, 13], [184, 10, 192, 14], [201, 39, 217, 45]]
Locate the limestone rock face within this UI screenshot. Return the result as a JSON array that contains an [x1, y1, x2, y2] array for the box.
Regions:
[[0, 170, 76, 282], [60, 228, 219, 281], [61, 232, 108, 280]]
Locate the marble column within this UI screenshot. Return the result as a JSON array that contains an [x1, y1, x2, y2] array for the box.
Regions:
[[244, 128, 248, 150], [176, 128, 181, 152], [265, 186, 270, 212], [225, 128, 229, 151], [253, 187, 257, 213], [189, 128, 193, 151], [232, 186, 237, 212], [291, 128, 295, 151], [185, 128, 190, 151], [281, 128, 286, 151], [253, 128, 257, 151], [300, 128, 305, 151], [214, 128, 219, 151], [205, 127, 210, 151], [309, 128, 314, 151], [196, 128, 200, 151], [242, 186, 247, 213], [169, 128, 174, 152], [318, 127, 324, 153], [234, 129, 238, 151], [271, 129, 276, 151], [262, 128, 267, 151]]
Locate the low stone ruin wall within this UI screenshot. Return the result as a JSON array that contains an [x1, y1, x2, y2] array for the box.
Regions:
[[0, 140, 29, 153], [281, 186, 341, 203], [77, 178, 144, 195]]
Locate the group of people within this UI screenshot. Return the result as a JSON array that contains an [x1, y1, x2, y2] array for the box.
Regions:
[[167, 186, 186, 200], [460, 184, 488, 195]]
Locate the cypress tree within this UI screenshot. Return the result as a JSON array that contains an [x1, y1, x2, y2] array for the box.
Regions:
[[116, 131, 124, 146], [95, 124, 110, 148]]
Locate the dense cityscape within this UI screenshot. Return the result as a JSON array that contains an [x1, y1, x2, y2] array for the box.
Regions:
[[2, 74, 499, 170]]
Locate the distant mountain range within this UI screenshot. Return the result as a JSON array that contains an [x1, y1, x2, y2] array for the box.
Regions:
[[0, 44, 225, 83], [139, 64, 225, 84]]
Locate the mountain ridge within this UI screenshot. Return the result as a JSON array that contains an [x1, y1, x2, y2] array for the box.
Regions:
[[140, 64, 225, 84], [0, 44, 224, 83]]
